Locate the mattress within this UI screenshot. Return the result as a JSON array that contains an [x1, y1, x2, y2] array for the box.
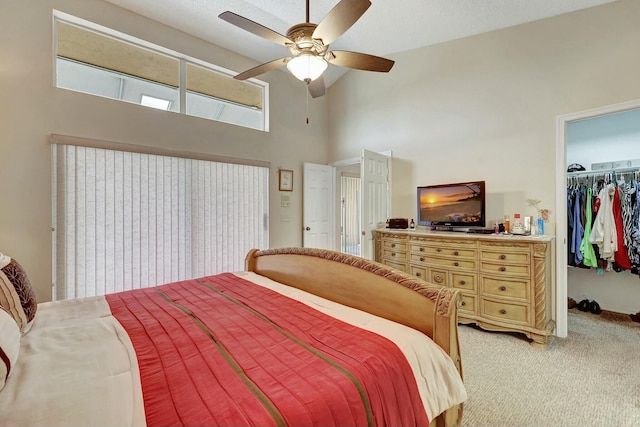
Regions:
[[0, 271, 466, 427]]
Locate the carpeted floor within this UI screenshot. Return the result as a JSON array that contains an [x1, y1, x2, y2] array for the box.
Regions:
[[458, 310, 640, 427]]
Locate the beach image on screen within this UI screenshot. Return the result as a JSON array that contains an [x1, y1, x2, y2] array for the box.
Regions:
[[419, 184, 482, 223]]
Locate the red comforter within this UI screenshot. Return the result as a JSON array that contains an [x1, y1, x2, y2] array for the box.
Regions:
[[106, 273, 430, 427]]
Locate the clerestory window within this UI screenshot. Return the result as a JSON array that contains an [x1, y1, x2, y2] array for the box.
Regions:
[[54, 11, 268, 131]]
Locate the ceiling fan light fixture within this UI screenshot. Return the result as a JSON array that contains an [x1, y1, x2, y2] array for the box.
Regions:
[[286, 53, 328, 82]]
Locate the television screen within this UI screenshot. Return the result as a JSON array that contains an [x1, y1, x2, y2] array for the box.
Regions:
[[417, 181, 485, 228]]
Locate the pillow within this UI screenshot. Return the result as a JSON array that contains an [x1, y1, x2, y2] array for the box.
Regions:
[[0, 252, 37, 334], [0, 307, 20, 391]]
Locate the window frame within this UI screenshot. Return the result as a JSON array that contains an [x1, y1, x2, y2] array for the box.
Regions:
[[53, 10, 269, 132]]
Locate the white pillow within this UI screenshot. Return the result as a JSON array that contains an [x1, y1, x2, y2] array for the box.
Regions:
[[0, 307, 21, 391]]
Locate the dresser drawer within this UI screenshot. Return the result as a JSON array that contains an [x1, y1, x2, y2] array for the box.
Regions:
[[480, 261, 530, 277], [429, 257, 477, 271], [480, 250, 530, 264], [409, 253, 431, 266], [480, 299, 530, 325], [382, 248, 407, 261], [481, 276, 529, 300], [410, 265, 427, 280], [383, 240, 407, 251], [451, 272, 477, 292], [383, 258, 407, 273], [480, 241, 529, 251], [458, 293, 477, 315], [411, 244, 476, 259]]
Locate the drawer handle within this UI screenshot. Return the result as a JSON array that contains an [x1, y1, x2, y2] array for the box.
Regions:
[[460, 301, 466, 306], [454, 251, 459, 256], [500, 266, 507, 272], [419, 247, 425, 252], [436, 248, 442, 253], [459, 280, 466, 285], [420, 257, 425, 262], [391, 243, 396, 248], [416, 272, 421, 277], [500, 286, 507, 291], [434, 275, 444, 283], [391, 252, 396, 256], [500, 309, 507, 315], [454, 262, 459, 267], [500, 254, 507, 260]]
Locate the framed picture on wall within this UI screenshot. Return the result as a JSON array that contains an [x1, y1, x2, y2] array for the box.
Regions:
[[279, 169, 293, 191]]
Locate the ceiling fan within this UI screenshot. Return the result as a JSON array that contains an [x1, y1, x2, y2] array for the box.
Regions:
[[219, 0, 395, 98]]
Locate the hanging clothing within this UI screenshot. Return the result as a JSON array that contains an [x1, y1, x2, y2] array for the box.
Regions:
[[612, 186, 632, 270], [589, 183, 617, 262], [571, 187, 585, 265], [627, 182, 640, 269], [580, 188, 598, 267], [567, 171, 640, 273]]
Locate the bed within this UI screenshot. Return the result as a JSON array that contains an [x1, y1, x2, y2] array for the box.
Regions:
[[0, 247, 466, 427]]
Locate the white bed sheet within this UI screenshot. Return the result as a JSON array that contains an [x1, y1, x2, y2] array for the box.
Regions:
[[0, 296, 145, 427]]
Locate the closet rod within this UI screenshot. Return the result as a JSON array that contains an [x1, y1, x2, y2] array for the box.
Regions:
[[566, 166, 640, 178]]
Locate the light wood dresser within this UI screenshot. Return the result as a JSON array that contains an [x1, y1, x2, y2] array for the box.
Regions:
[[373, 229, 556, 348]]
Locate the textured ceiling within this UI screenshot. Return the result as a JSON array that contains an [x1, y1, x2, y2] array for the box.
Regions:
[[102, 0, 619, 87]]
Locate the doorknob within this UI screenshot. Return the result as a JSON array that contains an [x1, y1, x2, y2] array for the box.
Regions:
[[305, 227, 311, 231]]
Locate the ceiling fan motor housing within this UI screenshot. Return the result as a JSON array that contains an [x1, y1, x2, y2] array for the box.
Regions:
[[286, 23, 328, 59]]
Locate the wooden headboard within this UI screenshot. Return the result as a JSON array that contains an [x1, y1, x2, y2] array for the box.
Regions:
[[245, 247, 463, 378]]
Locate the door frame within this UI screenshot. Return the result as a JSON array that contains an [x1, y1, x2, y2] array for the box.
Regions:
[[555, 97, 640, 338], [331, 151, 392, 253]]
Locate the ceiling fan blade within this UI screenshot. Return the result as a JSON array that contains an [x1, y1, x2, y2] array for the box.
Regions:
[[219, 11, 292, 46], [312, 0, 371, 45], [308, 76, 325, 98], [329, 50, 394, 72], [234, 57, 290, 80]]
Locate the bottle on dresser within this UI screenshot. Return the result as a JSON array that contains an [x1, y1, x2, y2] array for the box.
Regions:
[[511, 213, 525, 235], [504, 215, 510, 233]]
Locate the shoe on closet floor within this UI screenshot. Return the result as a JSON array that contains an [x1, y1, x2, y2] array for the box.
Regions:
[[588, 300, 602, 315], [576, 299, 590, 312], [568, 298, 577, 309]]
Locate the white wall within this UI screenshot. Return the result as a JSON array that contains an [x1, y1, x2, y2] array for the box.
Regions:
[[327, 0, 640, 318], [328, 0, 640, 226], [566, 107, 640, 314], [567, 108, 640, 170], [0, 0, 328, 302]]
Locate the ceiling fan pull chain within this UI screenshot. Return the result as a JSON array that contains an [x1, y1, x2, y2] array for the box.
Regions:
[[306, 85, 310, 124]]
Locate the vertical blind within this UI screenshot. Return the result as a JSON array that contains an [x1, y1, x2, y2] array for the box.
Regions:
[[341, 175, 361, 256], [53, 143, 269, 300]]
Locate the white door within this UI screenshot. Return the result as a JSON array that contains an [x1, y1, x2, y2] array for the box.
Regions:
[[360, 150, 389, 259], [303, 163, 335, 249]]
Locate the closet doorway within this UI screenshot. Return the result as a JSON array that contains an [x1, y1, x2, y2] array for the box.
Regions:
[[555, 98, 640, 338]]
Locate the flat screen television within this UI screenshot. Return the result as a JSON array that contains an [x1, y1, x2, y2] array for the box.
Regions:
[[417, 181, 486, 229]]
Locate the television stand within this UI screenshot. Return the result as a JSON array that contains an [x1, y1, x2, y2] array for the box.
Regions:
[[372, 228, 555, 348]]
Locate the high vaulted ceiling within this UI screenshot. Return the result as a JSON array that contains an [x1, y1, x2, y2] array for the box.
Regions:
[[103, 0, 619, 87]]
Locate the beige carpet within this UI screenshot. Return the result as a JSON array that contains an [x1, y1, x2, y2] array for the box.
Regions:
[[458, 311, 640, 427]]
